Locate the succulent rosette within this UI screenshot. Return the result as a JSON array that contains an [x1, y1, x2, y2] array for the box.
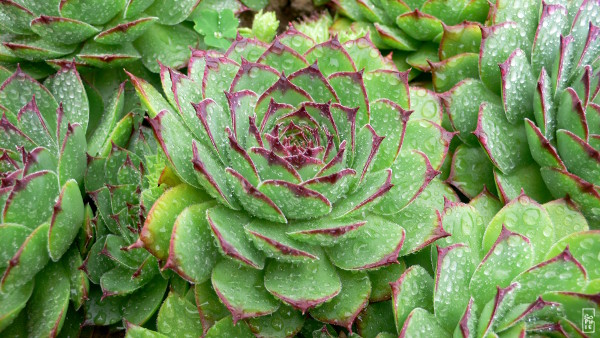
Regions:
[[124, 25, 456, 335], [323, 0, 488, 81], [0, 0, 255, 72], [0, 63, 92, 335], [440, 0, 600, 226], [384, 189, 600, 337]]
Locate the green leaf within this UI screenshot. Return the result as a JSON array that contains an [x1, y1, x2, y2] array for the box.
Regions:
[[205, 316, 254, 338], [482, 193, 554, 263], [276, 29, 315, 55], [287, 65, 338, 103], [329, 170, 389, 219], [544, 199, 589, 240], [0, 223, 30, 270], [207, 205, 266, 269], [156, 292, 203, 337], [77, 41, 141, 68], [256, 42, 309, 75], [430, 53, 479, 93], [524, 119, 564, 169], [48, 180, 84, 261], [403, 119, 452, 170], [374, 23, 419, 51], [442, 79, 500, 146], [0, 67, 58, 133], [408, 87, 441, 124], [557, 129, 600, 186], [382, 179, 457, 255], [82, 236, 115, 284], [3, 36, 76, 62], [368, 99, 409, 171], [447, 144, 495, 198], [264, 259, 341, 313], [325, 216, 405, 270], [541, 167, 600, 225], [405, 42, 439, 71], [95, 17, 158, 45], [246, 304, 304, 337], [546, 231, 600, 279], [126, 324, 169, 338], [145, 0, 199, 25], [474, 102, 531, 174], [27, 262, 70, 337], [400, 308, 448, 337], [0, 223, 50, 294], [438, 202, 485, 263], [479, 23, 531, 93], [396, 10, 443, 41], [134, 24, 199, 72], [356, 301, 397, 337], [309, 270, 370, 330], [328, 71, 368, 126], [225, 168, 286, 223], [258, 180, 332, 220], [305, 39, 356, 77], [391, 265, 434, 331], [60, 0, 126, 25], [194, 9, 239, 50], [165, 203, 218, 283], [499, 49, 535, 124], [0, 0, 34, 35], [493, 163, 552, 204], [83, 284, 124, 326], [123, 275, 168, 326], [30, 16, 100, 45], [492, 0, 540, 44], [211, 259, 280, 322], [367, 262, 406, 302], [433, 244, 474, 332], [0, 280, 33, 332], [512, 248, 587, 305], [87, 83, 126, 156], [57, 123, 87, 186], [124, 0, 156, 18], [194, 280, 230, 328], [285, 217, 367, 247], [62, 246, 88, 311], [99, 256, 158, 297], [439, 22, 482, 60], [244, 219, 320, 262], [470, 226, 533, 309], [530, 3, 568, 76], [140, 184, 210, 260]]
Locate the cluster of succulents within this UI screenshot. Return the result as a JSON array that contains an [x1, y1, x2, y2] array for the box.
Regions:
[[439, 0, 600, 225], [312, 0, 488, 81], [0, 0, 270, 73], [0, 1, 599, 337]]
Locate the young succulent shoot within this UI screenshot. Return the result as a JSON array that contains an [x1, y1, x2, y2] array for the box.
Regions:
[[0, 62, 90, 336], [83, 121, 175, 330], [125, 23, 457, 335], [441, 0, 600, 226], [0, 0, 251, 72], [252, 10, 280, 43]]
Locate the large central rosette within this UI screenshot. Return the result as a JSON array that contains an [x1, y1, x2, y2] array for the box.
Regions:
[[128, 27, 453, 332]]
